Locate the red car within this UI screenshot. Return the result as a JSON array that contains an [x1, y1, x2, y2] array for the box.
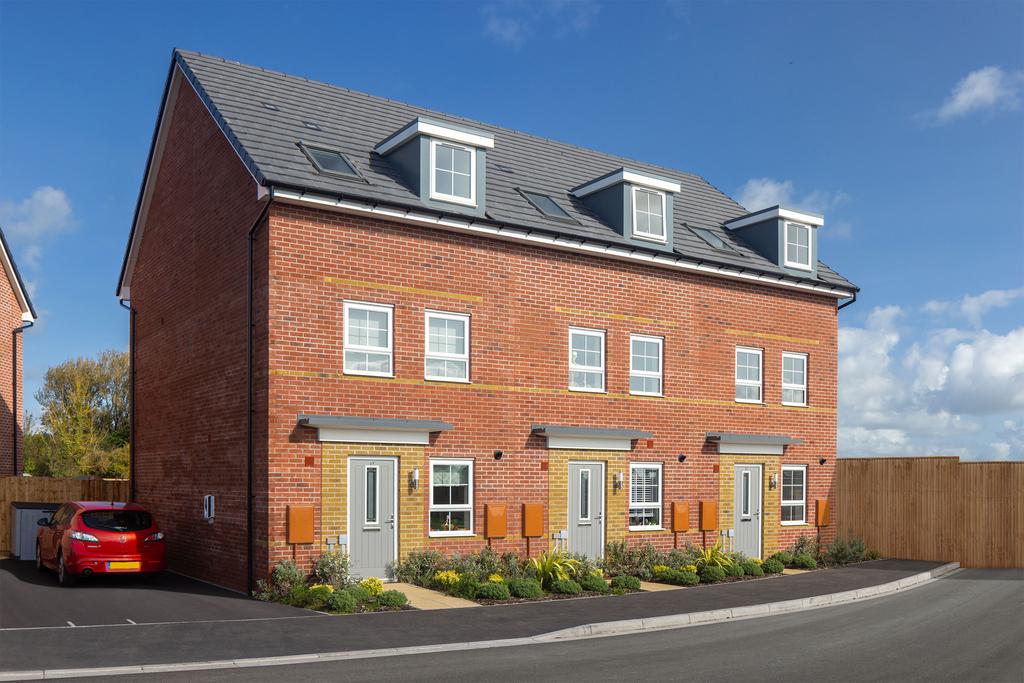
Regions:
[[36, 501, 166, 586]]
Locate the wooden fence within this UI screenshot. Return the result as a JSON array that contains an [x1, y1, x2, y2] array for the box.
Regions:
[[837, 457, 1023, 568], [1, 476, 130, 558]]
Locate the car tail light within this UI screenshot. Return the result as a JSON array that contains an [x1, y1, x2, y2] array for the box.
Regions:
[[145, 531, 165, 542], [70, 530, 99, 542]]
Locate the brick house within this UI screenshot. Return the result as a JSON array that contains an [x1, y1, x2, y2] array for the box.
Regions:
[[0, 225, 37, 476], [117, 50, 857, 593]]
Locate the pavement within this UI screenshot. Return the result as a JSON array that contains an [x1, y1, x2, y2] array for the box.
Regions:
[[390, 582, 478, 609], [101, 568, 1022, 682], [0, 558, 947, 674]]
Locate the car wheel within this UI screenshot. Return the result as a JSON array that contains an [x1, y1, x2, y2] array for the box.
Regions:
[[57, 553, 76, 587], [35, 543, 44, 572]]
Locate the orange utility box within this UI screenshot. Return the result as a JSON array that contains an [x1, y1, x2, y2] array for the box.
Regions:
[[485, 504, 507, 539], [700, 500, 718, 531], [287, 505, 315, 544], [671, 501, 690, 532]]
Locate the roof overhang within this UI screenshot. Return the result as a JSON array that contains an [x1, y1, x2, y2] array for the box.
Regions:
[[533, 423, 653, 451], [724, 205, 825, 230], [0, 227, 36, 321], [705, 432, 803, 456], [374, 116, 495, 156], [571, 168, 681, 198], [297, 414, 453, 445]]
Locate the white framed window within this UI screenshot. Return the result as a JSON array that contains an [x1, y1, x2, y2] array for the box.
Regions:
[[364, 465, 379, 527], [784, 222, 811, 270], [781, 465, 807, 525], [629, 462, 662, 530], [343, 301, 393, 377], [569, 327, 605, 392], [782, 352, 808, 406], [429, 459, 474, 536], [735, 347, 763, 403], [424, 311, 470, 382], [579, 468, 592, 523], [632, 187, 667, 242], [430, 139, 476, 206], [630, 334, 663, 396]]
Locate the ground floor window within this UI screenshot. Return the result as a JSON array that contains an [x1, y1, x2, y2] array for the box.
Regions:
[[781, 464, 806, 524], [629, 462, 662, 530], [429, 459, 474, 536]]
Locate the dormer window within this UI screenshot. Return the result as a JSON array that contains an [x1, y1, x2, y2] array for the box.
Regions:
[[430, 140, 475, 206], [784, 222, 811, 270], [632, 187, 666, 242]]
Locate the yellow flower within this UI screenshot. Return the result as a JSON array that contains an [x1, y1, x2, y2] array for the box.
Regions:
[[683, 564, 698, 573], [309, 583, 334, 593], [653, 564, 670, 575], [487, 573, 504, 583], [433, 570, 462, 587], [359, 577, 384, 596]]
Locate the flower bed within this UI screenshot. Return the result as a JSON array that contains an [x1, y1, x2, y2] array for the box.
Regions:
[[255, 552, 410, 614], [392, 548, 640, 604]]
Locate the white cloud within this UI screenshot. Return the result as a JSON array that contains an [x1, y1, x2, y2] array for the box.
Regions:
[[923, 287, 1024, 328], [933, 66, 1024, 124], [483, 6, 530, 46], [734, 177, 851, 237], [0, 186, 76, 270], [482, 0, 598, 47]]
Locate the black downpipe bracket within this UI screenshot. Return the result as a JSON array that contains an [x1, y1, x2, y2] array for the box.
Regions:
[[12, 320, 32, 475], [247, 196, 272, 596], [119, 299, 136, 500]]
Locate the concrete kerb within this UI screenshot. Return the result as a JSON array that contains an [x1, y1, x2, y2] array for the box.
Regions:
[[0, 562, 961, 682]]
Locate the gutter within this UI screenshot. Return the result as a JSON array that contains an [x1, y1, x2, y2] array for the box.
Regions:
[[11, 320, 32, 475], [838, 291, 857, 311]]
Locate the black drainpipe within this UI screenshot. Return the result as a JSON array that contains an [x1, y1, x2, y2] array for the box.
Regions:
[[12, 320, 32, 475], [247, 195, 273, 596], [119, 298, 136, 500], [838, 291, 858, 311]]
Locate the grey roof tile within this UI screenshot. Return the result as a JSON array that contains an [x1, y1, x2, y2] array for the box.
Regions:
[[175, 50, 856, 293]]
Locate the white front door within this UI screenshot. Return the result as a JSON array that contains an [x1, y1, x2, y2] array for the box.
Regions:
[[349, 457, 397, 578]]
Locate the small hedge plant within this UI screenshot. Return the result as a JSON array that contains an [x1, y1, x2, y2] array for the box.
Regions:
[[507, 578, 543, 599], [579, 573, 610, 593], [791, 553, 817, 569], [699, 565, 726, 584], [661, 569, 699, 586], [741, 560, 764, 577], [761, 558, 785, 574], [610, 575, 641, 591], [725, 563, 745, 578], [327, 589, 357, 613], [377, 589, 410, 609], [550, 579, 583, 595], [476, 582, 512, 601]]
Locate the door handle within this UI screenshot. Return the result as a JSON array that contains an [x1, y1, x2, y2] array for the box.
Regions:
[[387, 515, 395, 529]]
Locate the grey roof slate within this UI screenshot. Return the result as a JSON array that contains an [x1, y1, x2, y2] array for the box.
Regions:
[[174, 50, 856, 293]]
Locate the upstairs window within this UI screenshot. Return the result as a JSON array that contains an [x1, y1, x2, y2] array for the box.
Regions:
[[629, 462, 662, 529], [785, 222, 811, 270], [425, 311, 470, 382], [782, 352, 808, 406], [735, 346, 763, 403], [632, 187, 666, 242], [299, 143, 360, 179], [430, 140, 475, 206], [569, 327, 605, 392], [630, 335, 663, 396], [343, 301, 393, 377]]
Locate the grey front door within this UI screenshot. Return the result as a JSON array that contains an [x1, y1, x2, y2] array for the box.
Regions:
[[734, 464, 763, 559], [349, 458, 396, 579], [568, 462, 605, 559]]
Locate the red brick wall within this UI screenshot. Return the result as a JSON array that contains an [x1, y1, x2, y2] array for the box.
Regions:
[[0, 276, 24, 475], [265, 203, 839, 572], [129, 71, 267, 592]]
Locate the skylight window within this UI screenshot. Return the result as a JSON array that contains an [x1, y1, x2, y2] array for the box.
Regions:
[[519, 189, 574, 222], [298, 143, 360, 179], [690, 226, 737, 253]]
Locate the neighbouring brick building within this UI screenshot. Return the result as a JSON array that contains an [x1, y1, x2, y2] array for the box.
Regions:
[[118, 50, 858, 593], [0, 226, 36, 476]]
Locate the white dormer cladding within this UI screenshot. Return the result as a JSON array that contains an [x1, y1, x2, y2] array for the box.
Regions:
[[724, 206, 824, 278], [374, 117, 493, 216], [571, 168, 681, 250]]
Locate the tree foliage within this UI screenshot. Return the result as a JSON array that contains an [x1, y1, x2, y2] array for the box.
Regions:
[[24, 350, 129, 478]]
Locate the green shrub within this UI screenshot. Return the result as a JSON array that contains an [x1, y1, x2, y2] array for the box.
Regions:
[[579, 573, 609, 593], [693, 542, 733, 572], [377, 590, 409, 608], [451, 574, 481, 600], [359, 577, 384, 597], [604, 541, 663, 580], [270, 560, 306, 597], [285, 584, 311, 607], [665, 545, 701, 569], [528, 551, 581, 589], [507, 577, 543, 599], [741, 560, 764, 577], [725, 562, 745, 578], [865, 548, 882, 561], [306, 584, 335, 610], [792, 553, 817, 569], [392, 550, 446, 585], [326, 589, 357, 613], [343, 584, 372, 605], [771, 551, 795, 566], [823, 532, 868, 566], [550, 579, 582, 595], [790, 535, 818, 558], [476, 582, 512, 601], [761, 558, 785, 574], [610, 574, 641, 591], [566, 553, 601, 581], [313, 551, 351, 588], [662, 569, 699, 586], [699, 565, 727, 584]]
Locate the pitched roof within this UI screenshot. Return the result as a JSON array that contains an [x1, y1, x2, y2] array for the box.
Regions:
[[0, 225, 36, 321], [122, 49, 857, 297]]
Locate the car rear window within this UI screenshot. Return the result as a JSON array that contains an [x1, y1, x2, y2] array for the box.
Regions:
[[81, 510, 153, 532]]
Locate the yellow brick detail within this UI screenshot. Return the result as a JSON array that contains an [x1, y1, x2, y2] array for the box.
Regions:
[[724, 329, 820, 346], [552, 306, 678, 328], [324, 276, 482, 302]]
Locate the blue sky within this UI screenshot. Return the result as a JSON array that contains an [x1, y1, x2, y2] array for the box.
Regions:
[[0, 0, 1021, 459]]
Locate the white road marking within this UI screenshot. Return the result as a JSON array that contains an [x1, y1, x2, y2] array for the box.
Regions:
[[126, 619, 136, 625], [66, 621, 75, 627]]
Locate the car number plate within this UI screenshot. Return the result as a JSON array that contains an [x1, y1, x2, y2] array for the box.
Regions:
[[108, 561, 141, 570]]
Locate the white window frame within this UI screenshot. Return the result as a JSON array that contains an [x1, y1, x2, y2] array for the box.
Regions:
[[781, 464, 807, 526], [784, 221, 812, 271], [628, 462, 663, 531], [735, 346, 763, 404], [363, 465, 380, 527], [429, 139, 477, 207], [568, 327, 606, 393], [428, 458, 474, 537], [424, 310, 470, 383], [631, 186, 667, 243], [781, 351, 808, 407], [629, 334, 663, 396], [343, 301, 394, 377]]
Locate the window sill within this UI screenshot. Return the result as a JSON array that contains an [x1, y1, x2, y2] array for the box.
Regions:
[[628, 526, 664, 532], [569, 386, 607, 394], [344, 370, 395, 379], [784, 261, 813, 272], [429, 192, 477, 208], [780, 521, 809, 527], [629, 391, 663, 398], [735, 398, 763, 405], [631, 231, 668, 245], [428, 531, 475, 538], [781, 401, 808, 408], [425, 377, 471, 384]]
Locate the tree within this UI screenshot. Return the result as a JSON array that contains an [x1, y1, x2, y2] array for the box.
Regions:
[[25, 350, 129, 478]]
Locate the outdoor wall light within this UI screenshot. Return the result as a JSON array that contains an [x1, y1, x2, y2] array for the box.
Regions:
[[613, 472, 624, 490], [677, 454, 687, 463], [769, 473, 778, 490], [819, 457, 827, 466], [410, 468, 420, 489], [494, 450, 503, 460]]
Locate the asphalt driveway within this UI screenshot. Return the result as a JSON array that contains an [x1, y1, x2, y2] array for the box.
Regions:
[[0, 560, 312, 629]]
